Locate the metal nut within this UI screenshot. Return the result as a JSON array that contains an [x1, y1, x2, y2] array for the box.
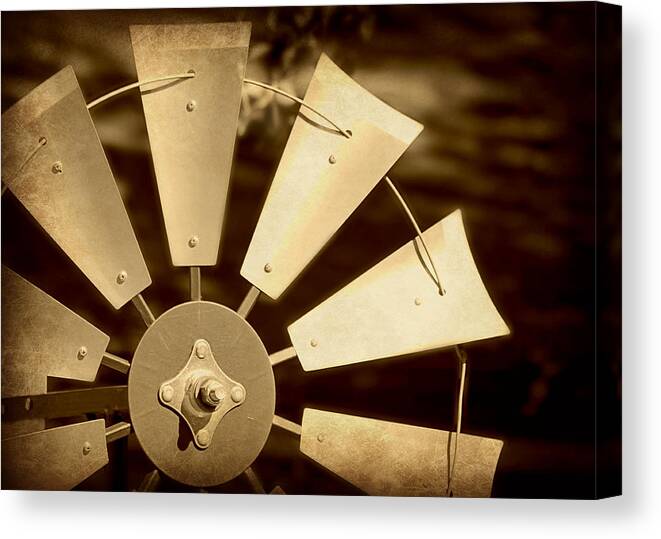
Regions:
[[82, 441, 92, 455], [188, 235, 199, 248], [197, 429, 210, 446], [116, 271, 127, 284], [78, 346, 88, 360], [51, 161, 63, 174], [186, 100, 197, 112], [161, 385, 174, 403], [263, 263, 272, 273], [230, 385, 245, 403]]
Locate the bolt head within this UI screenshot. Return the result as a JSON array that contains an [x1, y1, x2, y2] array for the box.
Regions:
[[197, 429, 210, 446], [161, 385, 174, 403], [78, 346, 88, 360], [328, 155, 337, 164], [82, 442, 92, 455], [310, 338, 318, 348], [51, 161, 63, 174], [116, 271, 127, 284], [188, 235, 199, 248], [230, 385, 245, 403], [186, 100, 197, 112], [195, 341, 208, 359], [263, 263, 272, 273]]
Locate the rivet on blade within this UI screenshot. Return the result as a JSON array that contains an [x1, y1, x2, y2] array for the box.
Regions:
[[77, 346, 88, 360], [160, 385, 174, 403], [317, 433, 325, 443], [310, 338, 318, 348], [264, 263, 272, 273], [82, 441, 92, 455], [188, 235, 199, 248], [51, 161, 63, 174], [230, 385, 245, 403], [186, 100, 197, 112], [414, 297, 422, 306], [197, 429, 210, 446], [116, 271, 127, 284], [328, 155, 337, 164]]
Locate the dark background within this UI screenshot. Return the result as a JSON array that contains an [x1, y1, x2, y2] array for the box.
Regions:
[[1, 2, 621, 498]]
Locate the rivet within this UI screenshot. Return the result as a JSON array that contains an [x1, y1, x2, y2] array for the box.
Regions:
[[78, 346, 88, 360], [116, 271, 127, 284], [24, 397, 32, 411], [161, 385, 174, 403], [51, 161, 63, 174], [264, 263, 272, 273], [195, 341, 208, 359], [328, 155, 337, 164], [310, 338, 318, 348], [39, 136, 47, 146], [82, 441, 92, 455], [197, 429, 210, 446], [414, 297, 422, 306], [186, 100, 197, 112], [317, 433, 325, 443], [230, 385, 245, 403], [188, 235, 199, 248]]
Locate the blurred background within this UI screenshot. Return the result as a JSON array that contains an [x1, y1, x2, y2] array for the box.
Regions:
[[1, 3, 621, 498]]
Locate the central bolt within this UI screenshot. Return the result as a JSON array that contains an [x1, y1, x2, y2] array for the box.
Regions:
[[198, 379, 225, 408], [195, 340, 208, 358]]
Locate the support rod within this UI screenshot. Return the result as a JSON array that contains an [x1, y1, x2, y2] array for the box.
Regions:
[[137, 469, 161, 492], [190, 267, 202, 301], [269, 346, 297, 367], [447, 346, 468, 496], [101, 352, 131, 374], [132, 294, 155, 327], [105, 421, 131, 443], [237, 285, 260, 319], [272, 414, 302, 437], [244, 466, 266, 494]]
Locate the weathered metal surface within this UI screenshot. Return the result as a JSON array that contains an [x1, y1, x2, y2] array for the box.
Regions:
[[1, 267, 108, 401], [157, 339, 246, 449], [241, 54, 423, 300], [128, 301, 274, 487], [1, 67, 151, 309], [289, 210, 510, 371], [130, 23, 251, 266], [1, 386, 129, 424], [1, 419, 109, 490], [300, 409, 503, 497]]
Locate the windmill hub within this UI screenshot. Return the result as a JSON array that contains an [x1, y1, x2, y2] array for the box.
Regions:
[[128, 301, 275, 487]]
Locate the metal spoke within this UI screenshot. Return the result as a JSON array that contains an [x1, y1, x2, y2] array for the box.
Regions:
[[269, 346, 297, 367], [105, 421, 131, 443], [132, 293, 155, 327], [244, 466, 266, 494], [137, 469, 161, 492], [272, 414, 302, 437], [237, 285, 260, 318], [190, 267, 202, 301], [101, 352, 131, 374]]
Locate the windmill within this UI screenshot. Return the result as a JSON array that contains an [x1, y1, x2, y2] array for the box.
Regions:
[[1, 22, 509, 496]]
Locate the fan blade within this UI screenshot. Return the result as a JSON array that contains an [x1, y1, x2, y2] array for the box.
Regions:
[[288, 210, 509, 371], [1, 419, 109, 490], [270, 485, 286, 494], [1, 266, 108, 437], [130, 22, 251, 266], [241, 53, 423, 300], [1, 67, 151, 309], [300, 409, 503, 498]]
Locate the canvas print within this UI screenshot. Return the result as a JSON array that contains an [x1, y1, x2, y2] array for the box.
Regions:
[[0, 2, 621, 498]]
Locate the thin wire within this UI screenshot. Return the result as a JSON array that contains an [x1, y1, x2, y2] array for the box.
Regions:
[[447, 346, 468, 496], [384, 175, 445, 295], [86, 72, 196, 110], [243, 78, 352, 138], [243, 79, 444, 293], [1, 136, 48, 196]]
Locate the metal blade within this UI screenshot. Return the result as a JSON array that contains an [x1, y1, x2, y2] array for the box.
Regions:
[[130, 22, 251, 266], [1, 419, 109, 490], [241, 53, 423, 299], [288, 210, 510, 371], [300, 409, 503, 498], [1, 267, 108, 399], [1, 67, 151, 309]]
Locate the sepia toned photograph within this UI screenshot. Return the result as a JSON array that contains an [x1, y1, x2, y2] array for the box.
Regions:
[[1, 2, 621, 499]]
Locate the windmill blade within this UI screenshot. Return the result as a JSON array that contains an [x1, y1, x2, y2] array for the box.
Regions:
[[288, 210, 510, 371], [130, 22, 251, 266], [300, 409, 503, 498], [1, 266, 108, 436], [1, 420, 109, 490], [1, 67, 151, 309], [241, 53, 423, 300]]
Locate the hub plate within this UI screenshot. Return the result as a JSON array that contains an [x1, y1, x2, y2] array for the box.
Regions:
[[128, 301, 275, 487]]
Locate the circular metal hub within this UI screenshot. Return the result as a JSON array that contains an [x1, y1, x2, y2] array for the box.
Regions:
[[128, 301, 275, 487]]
